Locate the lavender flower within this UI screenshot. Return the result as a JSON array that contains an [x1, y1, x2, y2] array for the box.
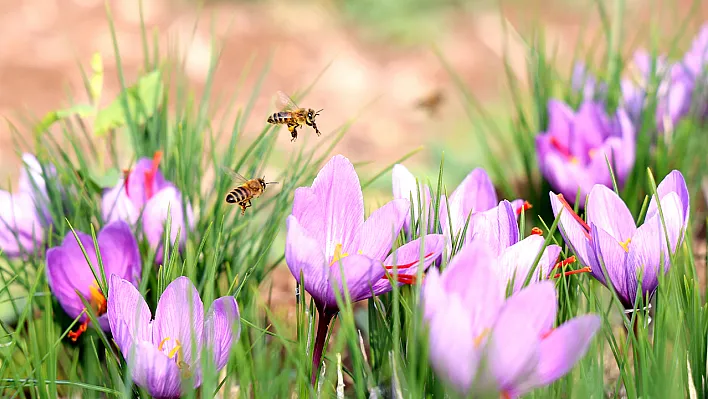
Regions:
[[0, 154, 52, 258], [46, 221, 141, 340], [550, 170, 689, 309], [108, 275, 240, 398], [536, 100, 636, 208], [102, 152, 195, 257], [681, 24, 708, 120], [423, 240, 600, 397], [287, 155, 445, 383]]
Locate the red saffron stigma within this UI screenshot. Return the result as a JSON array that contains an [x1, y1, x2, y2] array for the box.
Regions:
[[540, 328, 555, 340], [552, 255, 577, 270], [123, 168, 132, 197], [553, 266, 591, 279], [549, 137, 573, 159], [383, 252, 435, 271], [556, 194, 591, 239], [144, 151, 163, 200], [530, 227, 543, 236], [501, 391, 512, 399], [516, 201, 533, 216], [68, 320, 88, 342]]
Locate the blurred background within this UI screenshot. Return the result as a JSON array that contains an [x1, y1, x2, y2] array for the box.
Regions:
[[0, 0, 707, 197]]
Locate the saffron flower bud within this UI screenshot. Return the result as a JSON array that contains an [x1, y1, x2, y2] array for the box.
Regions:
[[536, 100, 636, 208], [46, 221, 141, 340], [550, 170, 690, 309], [108, 275, 240, 398]]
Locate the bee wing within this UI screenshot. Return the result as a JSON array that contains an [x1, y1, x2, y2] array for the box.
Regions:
[[274, 91, 300, 111], [220, 166, 249, 184]]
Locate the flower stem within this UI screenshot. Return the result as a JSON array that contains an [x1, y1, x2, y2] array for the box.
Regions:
[[311, 310, 334, 386]]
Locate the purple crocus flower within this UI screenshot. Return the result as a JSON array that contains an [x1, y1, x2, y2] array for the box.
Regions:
[[536, 100, 636, 208], [681, 24, 708, 120], [621, 50, 694, 133], [102, 152, 195, 257], [392, 164, 433, 235], [287, 155, 445, 383], [423, 240, 600, 397], [550, 170, 689, 309], [571, 62, 608, 102], [0, 154, 52, 258], [46, 220, 141, 341], [108, 275, 240, 399]]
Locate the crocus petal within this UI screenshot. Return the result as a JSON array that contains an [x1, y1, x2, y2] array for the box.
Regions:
[[327, 254, 384, 306], [496, 236, 561, 292], [391, 164, 433, 235], [645, 170, 690, 225], [18, 153, 47, 196], [107, 274, 153, 358], [129, 340, 183, 399], [0, 190, 44, 257], [586, 185, 637, 241], [550, 192, 593, 268], [204, 296, 240, 371], [284, 215, 329, 303], [45, 247, 88, 320], [291, 155, 364, 258], [590, 223, 629, 302], [46, 231, 100, 302], [427, 296, 479, 394], [536, 315, 600, 385], [98, 221, 142, 283], [152, 277, 205, 366], [127, 158, 169, 209], [501, 281, 557, 337], [466, 200, 519, 256], [142, 186, 194, 253], [358, 199, 409, 261], [448, 168, 498, 227], [102, 180, 140, 225], [372, 234, 446, 295]]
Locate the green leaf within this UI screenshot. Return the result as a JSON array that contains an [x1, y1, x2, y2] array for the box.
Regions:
[[93, 69, 164, 136]]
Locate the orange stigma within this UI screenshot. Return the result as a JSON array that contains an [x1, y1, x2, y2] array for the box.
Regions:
[[549, 137, 579, 164], [515, 201, 533, 216], [553, 266, 591, 279], [380, 252, 435, 285], [530, 227, 544, 236], [540, 328, 555, 340], [123, 168, 132, 197], [553, 256, 577, 270], [556, 194, 591, 239], [144, 151, 163, 200], [67, 282, 107, 342]]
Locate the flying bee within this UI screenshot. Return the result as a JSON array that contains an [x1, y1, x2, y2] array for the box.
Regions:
[[222, 167, 279, 216], [415, 88, 445, 117], [266, 91, 323, 142]]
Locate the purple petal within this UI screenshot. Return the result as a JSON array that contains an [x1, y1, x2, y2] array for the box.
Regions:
[[358, 199, 409, 261], [18, 153, 49, 198], [102, 180, 140, 225], [327, 254, 384, 307], [152, 277, 204, 366], [510, 199, 526, 221], [0, 190, 44, 258], [98, 221, 142, 284], [291, 155, 364, 260], [142, 186, 194, 253], [534, 315, 600, 386], [448, 168, 498, 224], [126, 158, 169, 209], [372, 234, 446, 295], [586, 185, 636, 242], [204, 296, 240, 371], [107, 274, 153, 358], [466, 200, 519, 256], [129, 340, 183, 399], [496, 236, 561, 292], [645, 170, 689, 226], [392, 164, 433, 234], [545, 100, 575, 143], [427, 296, 479, 394], [590, 223, 629, 303], [549, 192, 593, 268], [501, 281, 557, 337], [284, 216, 329, 304]]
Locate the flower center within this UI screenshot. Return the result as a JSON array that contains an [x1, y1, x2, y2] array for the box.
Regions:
[[158, 337, 193, 378], [380, 252, 436, 285], [330, 243, 350, 266], [68, 281, 107, 342], [549, 137, 580, 165], [620, 238, 631, 252], [125, 151, 163, 200]]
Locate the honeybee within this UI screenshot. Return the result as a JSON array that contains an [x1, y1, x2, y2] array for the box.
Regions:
[[415, 89, 445, 117], [222, 167, 279, 215], [266, 91, 322, 142]]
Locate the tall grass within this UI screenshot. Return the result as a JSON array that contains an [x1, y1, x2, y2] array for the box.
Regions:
[[0, 0, 706, 398]]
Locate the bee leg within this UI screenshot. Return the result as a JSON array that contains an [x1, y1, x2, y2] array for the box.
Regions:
[[288, 123, 298, 142], [312, 122, 321, 136], [238, 202, 247, 216]]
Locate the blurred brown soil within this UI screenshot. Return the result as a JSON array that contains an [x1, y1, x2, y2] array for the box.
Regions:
[[1, 0, 707, 318]]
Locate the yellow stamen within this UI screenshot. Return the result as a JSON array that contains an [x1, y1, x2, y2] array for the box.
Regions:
[[330, 243, 350, 266], [570, 157, 579, 165], [89, 283, 107, 315], [620, 238, 631, 252], [168, 342, 182, 360], [473, 328, 491, 349]]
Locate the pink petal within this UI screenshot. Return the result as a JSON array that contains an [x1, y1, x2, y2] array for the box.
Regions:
[[284, 215, 329, 304], [586, 185, 637, 242], [107, 274, 153, 359], [496, 236, 561, 292], [358, 199, 409, 261]]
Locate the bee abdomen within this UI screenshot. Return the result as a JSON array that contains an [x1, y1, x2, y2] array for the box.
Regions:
[[267, 112, 291, 124], [226, 187, 251, 204]]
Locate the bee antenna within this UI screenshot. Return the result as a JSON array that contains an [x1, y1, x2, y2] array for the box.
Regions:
[[315, 109, 323, 115], [266, 181, 280, 185]]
